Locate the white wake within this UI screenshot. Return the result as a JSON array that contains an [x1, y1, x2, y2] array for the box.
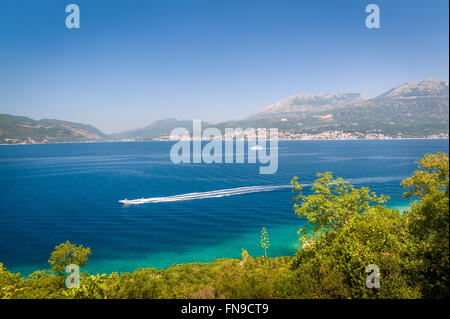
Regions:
[[119, 185, 291, 205], [118, 175, 405, 206]]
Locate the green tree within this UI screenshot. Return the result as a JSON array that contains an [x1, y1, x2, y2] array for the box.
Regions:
[[290, 173, 418, 298], [48, 241, 92, 276], [291, 172, 389, 246], [402, 152, 449, 298]]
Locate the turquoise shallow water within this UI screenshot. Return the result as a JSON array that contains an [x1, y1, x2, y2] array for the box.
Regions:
[[0, 139, 448, 275]]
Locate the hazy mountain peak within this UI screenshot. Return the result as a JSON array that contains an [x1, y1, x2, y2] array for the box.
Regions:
[[110, 118, 208, 139], [425, 77, 443, 82], [256, 92, 369, 114], [378, 78, 449, 99]]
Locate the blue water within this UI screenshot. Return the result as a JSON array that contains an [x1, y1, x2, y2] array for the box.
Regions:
[[0, 140, 448, 276]]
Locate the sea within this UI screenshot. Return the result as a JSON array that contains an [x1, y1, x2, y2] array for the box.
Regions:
[[0, 139, 448, 275]]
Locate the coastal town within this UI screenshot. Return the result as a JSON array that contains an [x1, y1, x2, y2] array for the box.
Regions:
[[150, 130, 449, 141], [2, 130, 449, 145]]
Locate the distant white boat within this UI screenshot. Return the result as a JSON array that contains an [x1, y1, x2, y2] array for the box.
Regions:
[[250, 145, 264, 150]]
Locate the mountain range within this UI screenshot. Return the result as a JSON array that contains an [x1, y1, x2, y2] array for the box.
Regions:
[[109, 118, 209, 140], [213, 78, 449, 138], [1, 78, 448, 144], [0, 114, 108, 144]]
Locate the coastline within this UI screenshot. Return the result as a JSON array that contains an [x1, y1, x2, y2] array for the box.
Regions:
[[1, 136, 449, 146]]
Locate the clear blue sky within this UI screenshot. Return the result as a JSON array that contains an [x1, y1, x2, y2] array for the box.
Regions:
[[0, 0, 448, 133]]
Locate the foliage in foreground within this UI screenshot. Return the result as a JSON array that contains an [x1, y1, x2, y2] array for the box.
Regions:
[[401, 152, 449, 298], [1, 152, 448, 299], [1, 257, 295, 299]]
